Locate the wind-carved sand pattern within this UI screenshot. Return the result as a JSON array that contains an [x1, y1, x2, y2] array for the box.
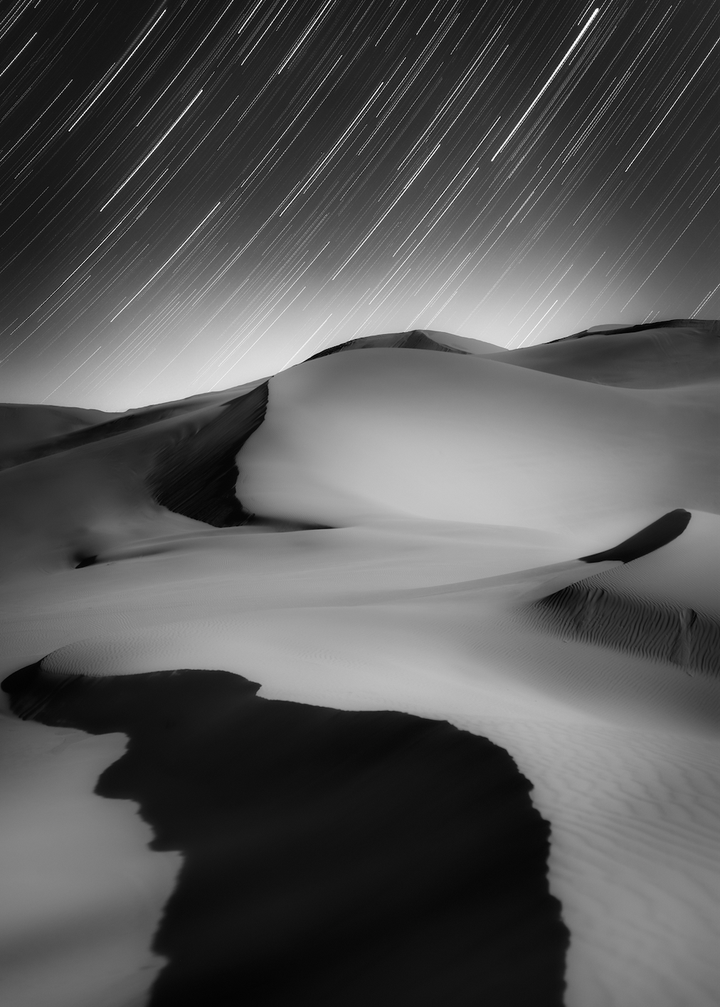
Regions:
[[0, 320, 719, 1006], [527, 581, 720, 677]]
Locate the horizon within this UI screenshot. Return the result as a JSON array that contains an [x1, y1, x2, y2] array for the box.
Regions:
[[1, 1, 718, 409], [1, 315, 716, 412]]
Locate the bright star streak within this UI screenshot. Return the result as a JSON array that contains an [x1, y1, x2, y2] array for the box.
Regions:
[[2, 0, 719, 407], [279, 81, 386, 215], [693, 281, 720, 315], [283, 313, 333, 367], [0, 31, 36, 79], [332, 141, 442, 279], [626, 34, 720, 171], [40, 345, 104, 402], [100, 90, 203, 210], [277, 0, 336, 73], [516, 300, 559, 346], [68, 9, 167, 130], [111, 202, 221, 320], [492, 8, 601, 161], [237, 0, 266, 35]]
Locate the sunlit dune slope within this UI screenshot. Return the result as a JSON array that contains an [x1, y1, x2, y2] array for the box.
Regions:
[[240, 341, 719, 547]]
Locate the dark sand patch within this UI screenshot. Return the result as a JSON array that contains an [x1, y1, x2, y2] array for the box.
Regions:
[[146, 384, 269, 527], [579, 509, 691, 564], [4, 665, 568, 1007]]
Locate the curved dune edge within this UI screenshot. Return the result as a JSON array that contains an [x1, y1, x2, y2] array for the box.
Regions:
[[146, 384, 269, 528], [578, 508, 691, 564], [0, 379, 328, 579], [3, 665, 569, 1007], [144, 382, 332, 532]]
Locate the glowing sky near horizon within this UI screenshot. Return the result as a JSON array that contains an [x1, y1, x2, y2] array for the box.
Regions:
[[0, 0, 718, 408]]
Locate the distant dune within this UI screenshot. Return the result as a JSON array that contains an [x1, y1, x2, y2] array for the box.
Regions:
[[0, 402, 118, 456], [1, 319, 719, 1007], [483, 318, 720, 387]]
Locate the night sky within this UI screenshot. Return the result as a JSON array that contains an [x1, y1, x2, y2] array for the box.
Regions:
[[1, 0, 718, 409]]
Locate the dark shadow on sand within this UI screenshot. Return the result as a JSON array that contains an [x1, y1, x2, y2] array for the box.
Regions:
[[4, 664, 568, 1007], [145, 382, 331, 531], [579, 509, 691, 564], [146, 383, 269, 527]]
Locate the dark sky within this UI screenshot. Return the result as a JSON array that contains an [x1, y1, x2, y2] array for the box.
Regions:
[[1, 0, 718, 408]]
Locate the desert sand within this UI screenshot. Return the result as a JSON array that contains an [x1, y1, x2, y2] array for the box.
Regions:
[[1, 320, 719, 1006]]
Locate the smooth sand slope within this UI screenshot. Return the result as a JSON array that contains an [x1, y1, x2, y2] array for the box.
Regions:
[[0, 319, 719, 1007]]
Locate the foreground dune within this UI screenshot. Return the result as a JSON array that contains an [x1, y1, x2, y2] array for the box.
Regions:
[[0, 320, 718, 1006]]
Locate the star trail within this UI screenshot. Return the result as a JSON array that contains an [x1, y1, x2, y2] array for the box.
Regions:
[[0, 0, 718, 407]]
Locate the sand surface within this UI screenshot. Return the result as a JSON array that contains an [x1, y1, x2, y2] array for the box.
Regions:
[[1, 320, 719, 1006], [4, 666, 568, 1006], [0, 713, 179, 1007]]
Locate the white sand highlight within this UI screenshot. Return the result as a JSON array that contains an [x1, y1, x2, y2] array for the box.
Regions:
[[0, 714, 180, 1007], [1, 324, 719, 1006]]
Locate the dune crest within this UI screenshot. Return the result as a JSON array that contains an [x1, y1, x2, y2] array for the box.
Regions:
[[483, 318, 720, 387]]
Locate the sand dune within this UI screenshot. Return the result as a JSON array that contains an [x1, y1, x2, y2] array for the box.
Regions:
[[483, 318, 720, 387], [309, 328, 507, 360], [0, 403, 117, 457], [239, 343, 718, 545], [1, 319, 719, 1006]]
